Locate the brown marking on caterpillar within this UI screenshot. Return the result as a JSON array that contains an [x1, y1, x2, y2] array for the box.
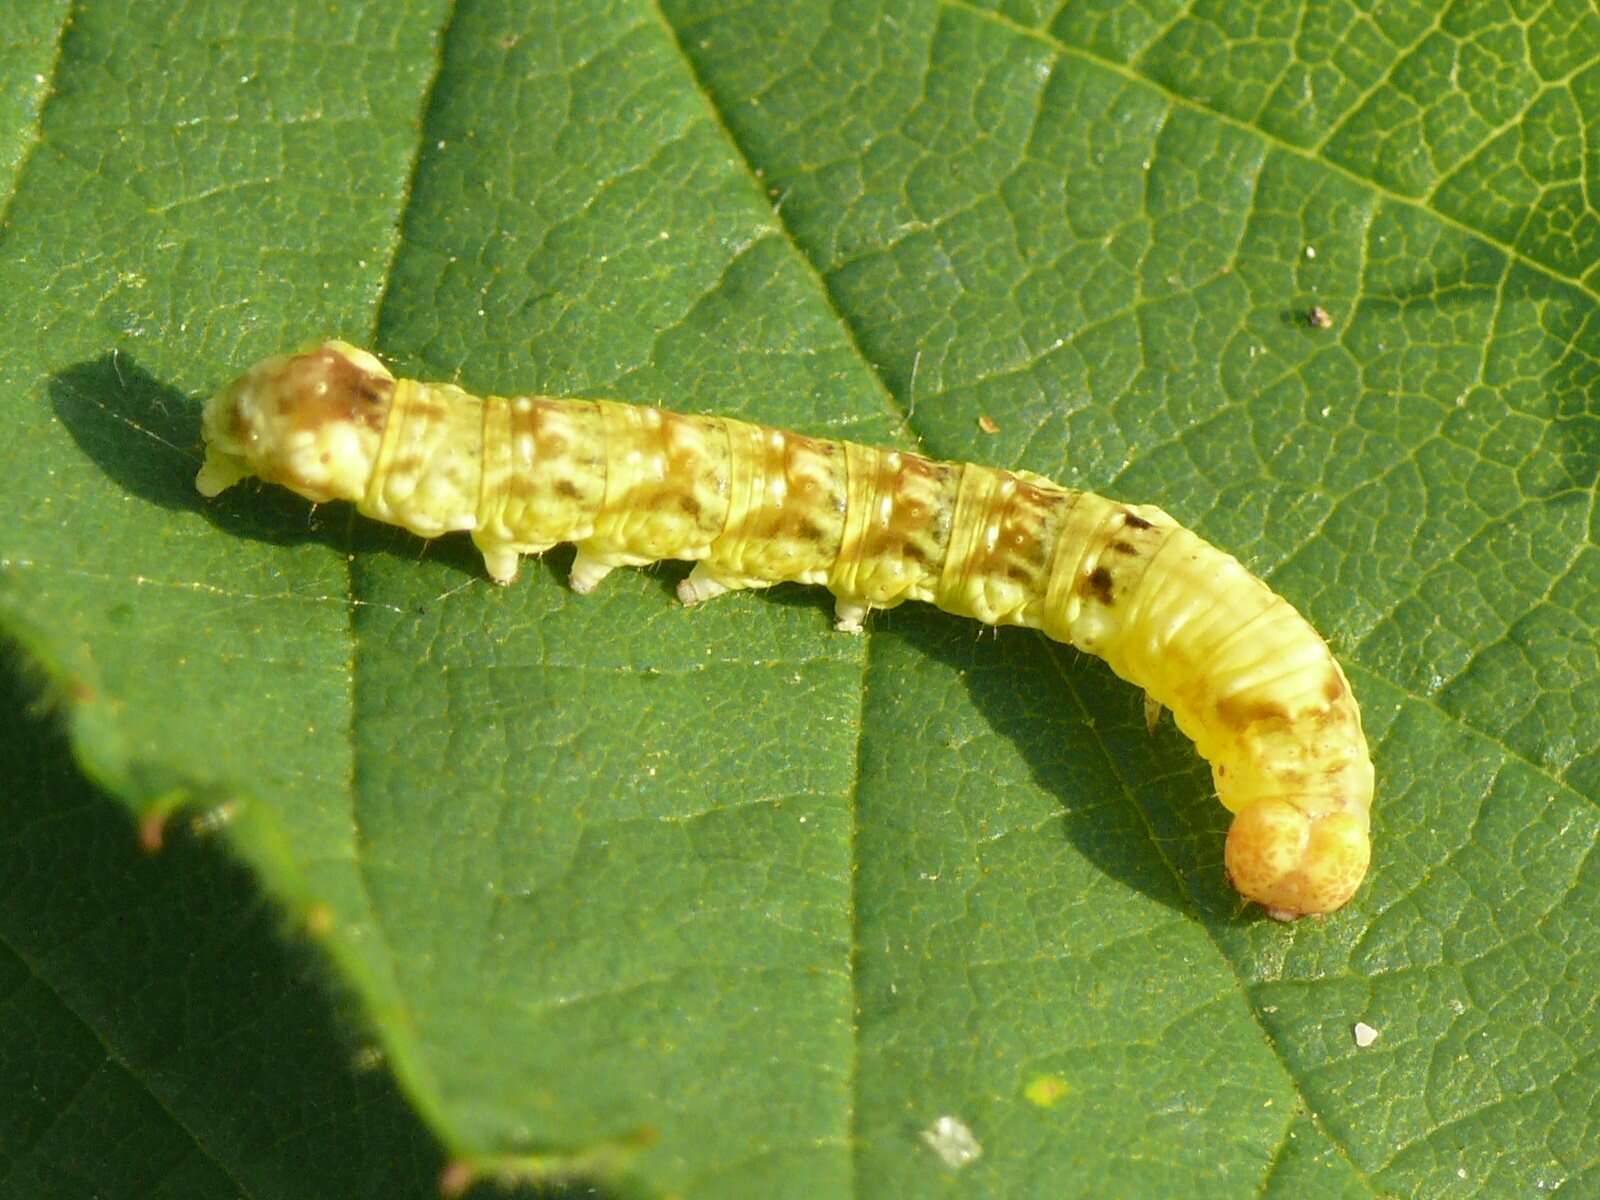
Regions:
[[281, 346, 394, 433], [796, 518, 830, 545], [1215, 694, 1293, 732], [940, 473, 1059, 615], [1084, 565, 1115, 605], [198, 341, 1376, 919], [1310, 702, 1356, 731], [400, 398, 449, 422], [1002, 513, 1048, 568]]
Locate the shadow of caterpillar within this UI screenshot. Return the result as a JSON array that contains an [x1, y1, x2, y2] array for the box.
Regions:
[[197, 340, 1373, 918]]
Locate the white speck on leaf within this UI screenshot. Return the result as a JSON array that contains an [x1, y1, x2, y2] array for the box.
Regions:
[[189, 803, 238, 836], [921, 1115, 981, 1169], [1353, 1021, 1379, 1048]]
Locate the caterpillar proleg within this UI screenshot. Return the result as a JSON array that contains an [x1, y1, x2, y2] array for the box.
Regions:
[[197, 341, 1374, 918]]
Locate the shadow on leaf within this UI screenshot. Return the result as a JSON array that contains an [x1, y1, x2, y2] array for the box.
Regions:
[[0, 656, 623, 1200], [48, 352, 487, 582], [879, 605, 1238, 921]]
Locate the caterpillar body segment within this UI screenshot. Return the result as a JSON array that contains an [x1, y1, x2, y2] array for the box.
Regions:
[[198, 340, 1374, 918]]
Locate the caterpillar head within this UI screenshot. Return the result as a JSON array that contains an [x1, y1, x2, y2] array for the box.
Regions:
[[1224, 800, 1371, 919], [1205, 660, 1375, 918], [196, 340, 394, 503]]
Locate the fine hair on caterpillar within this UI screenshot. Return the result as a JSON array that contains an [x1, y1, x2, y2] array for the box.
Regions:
[[197, 340, 1375, 918]]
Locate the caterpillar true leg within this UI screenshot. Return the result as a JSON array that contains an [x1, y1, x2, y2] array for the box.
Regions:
[[1143, 692, 1164, 732], [472, 534, 553, 586], [676, 563, 772, 607], [833, 600, 869, 634], [568, 547, 623, 594], [198, 341, 1375, 918], [482, 548, 521, 585]]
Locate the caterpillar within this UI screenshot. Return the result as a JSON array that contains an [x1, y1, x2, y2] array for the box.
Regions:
[[196, 340, 1374, 918]]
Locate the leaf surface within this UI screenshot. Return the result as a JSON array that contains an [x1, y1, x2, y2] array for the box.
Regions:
[[1, 2, 1595, 1197]]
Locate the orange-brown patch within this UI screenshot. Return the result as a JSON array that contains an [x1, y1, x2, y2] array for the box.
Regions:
[[284, 348, 394, 433], [1216, 694, 1292, 731]]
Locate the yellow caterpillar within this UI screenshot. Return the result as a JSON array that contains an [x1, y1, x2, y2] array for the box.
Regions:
[[196, 341, 1374, 918]]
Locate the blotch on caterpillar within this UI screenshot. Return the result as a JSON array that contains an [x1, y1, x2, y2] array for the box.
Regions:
[[199, 340, 1376, 918], [1084, 565, 1115, 605]]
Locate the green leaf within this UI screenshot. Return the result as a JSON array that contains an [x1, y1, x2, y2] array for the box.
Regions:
[[0, 671, 449, 1200], [2, 2, 1596, 1197]]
